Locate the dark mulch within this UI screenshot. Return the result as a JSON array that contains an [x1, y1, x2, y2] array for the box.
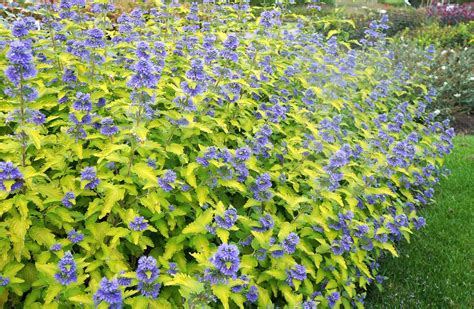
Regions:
[[453, 113, 474, 135]]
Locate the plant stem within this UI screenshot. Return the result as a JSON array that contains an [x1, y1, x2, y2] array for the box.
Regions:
[[19, 75, 27, 167], [127, 101, 144, 176], [127, 139, 136, 177]]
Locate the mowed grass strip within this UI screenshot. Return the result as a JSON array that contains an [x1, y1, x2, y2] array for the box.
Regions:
[[366, 135, 474, 308]]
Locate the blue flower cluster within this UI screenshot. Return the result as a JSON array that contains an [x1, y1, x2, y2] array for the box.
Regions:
[[286, 264, 307, 287], [250, 173, 273, 201], [281, 232, 300, 254], [210, 244, 240, 278], [253, 214, 274, 232], [0, 275, 9, 287], [129, 216, 148, 231], [93, 278, 122, 308], [62, 191, 75, 208], [54, 251, 77, 285], [250, 125, 273, 159], [136, 256, 161, 298], [0, 162, 23, 192], [67, 229, 84, 243], [215, 207, 238, 229], [158, 169, 177, 192], [5, 41, 36, 86], [80, 166, 100, 189], [196, 146, 251, 184]]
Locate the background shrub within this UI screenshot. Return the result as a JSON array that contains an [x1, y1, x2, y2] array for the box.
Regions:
[[390, 35, 473, 128], [396, 22, 473, 49], [427, 2, 474, 25], [309, 7, 432, 42], [430, 48, 474, 117]]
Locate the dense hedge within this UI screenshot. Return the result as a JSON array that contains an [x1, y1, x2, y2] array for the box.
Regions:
[[0, 1, 453, 308]]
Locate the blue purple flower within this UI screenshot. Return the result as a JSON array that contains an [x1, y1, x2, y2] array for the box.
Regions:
[[128, 59, 160, 89], [253, 214, 274, 232], [215, 207, 238, 229], [85, 28, 105, 48], [51, 243, 62, 251], [12, 20, 30, 37], [93, 278, 122, 308], [250, 173, 273, 201], [72, 92, 92, 112], [210, 244, 240, 278], [412, 217, 426, 230], [282, 232, 299, 254], [138, 281, 161, 299], [158, 170, 176, 192], [117, 272, 132, 286], [54, 251, 77, 285], [62, 191, 75, 208], [246, 285, 258, 303], [235, 147, 251, 161], [81, 167, 100, 189], [0, 161, 24, 192], [5, 41, 36, 85], [100, 117, 119, 136], [129, 216, 148, 231], [0, 275, 10, 286], [28, 110, 45, 125], [136, 256, 159, 284], [168, 262, 178, 275], [286, 264, 307, 287], [327, 291, 340, 308], [303, 300, 317, 309], [67, 229, 84, 243]]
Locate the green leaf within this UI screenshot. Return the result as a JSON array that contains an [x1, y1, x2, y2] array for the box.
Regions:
[[44, 284, 62, 304], [321, 191, 344, 207], [216, 229, 229, 243], [69, 294, 94, 305], [230, 293, 245, 309], [9, 216, 31, 261], [100, 184, 126, 219], [185, 162, 199, 188], [24, 127, 42, 149], [211, 284, 230, 309], [140, 192, 161, 213], [196, 186, 209, 205], [265, 269, 287, 280], [29, 226, 55, 247], [2, 262, 25, 278], [219, 180, 246, 192], [312, 254, 323, 268], [93, 144, 128, 163], [380, 242, 399, 257], [132, 162, 158, 188], [182, 209, 214, 234], [163, 237, 184, 260], [366, 187, 397, 198], [326, 29, 340, 39], [280, 285, 302, 307], [166, 143, 184, 156], [165, 273, 203, 291]]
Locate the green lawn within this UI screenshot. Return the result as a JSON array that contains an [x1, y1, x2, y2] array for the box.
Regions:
[[366, 135, 474, 308]]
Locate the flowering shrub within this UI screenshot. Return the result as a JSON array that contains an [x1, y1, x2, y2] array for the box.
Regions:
[[396, 22, 473, 49], [427, 2, 474, 25], [391, 33, 473, 126], [312, 8, 432, 44], [0, 1, 454, 308]]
